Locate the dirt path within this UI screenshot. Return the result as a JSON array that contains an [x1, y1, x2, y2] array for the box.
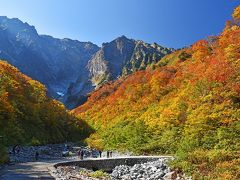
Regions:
[[0, 161, 56, 179]]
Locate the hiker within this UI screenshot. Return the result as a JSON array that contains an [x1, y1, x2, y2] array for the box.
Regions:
[[107, 151, 109, 158], [35, 151, 39, 161], [109, 150, 112, 157], [90, 149, 93, 158], [12, 145, 17, 155], [12, 145, 20, 155], [80, 149, 84, 160], [16, 145, 20, 154], [77, 149, 81, 159], [99, 150, 102, 158]]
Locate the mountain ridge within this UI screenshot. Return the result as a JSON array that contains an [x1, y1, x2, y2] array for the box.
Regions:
[[0, 16, 100, 105], [0, 16, 173, 109]]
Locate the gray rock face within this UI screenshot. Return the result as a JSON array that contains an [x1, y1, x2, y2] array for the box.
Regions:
[[88, 36, 135, 87], [87, 36, 173, 88]]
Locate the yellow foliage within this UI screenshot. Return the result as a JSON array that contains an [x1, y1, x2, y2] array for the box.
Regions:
[[233, 5, 240, 23]]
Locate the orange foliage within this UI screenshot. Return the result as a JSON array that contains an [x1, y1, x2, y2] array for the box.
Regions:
[[72, 6, 240, 179]]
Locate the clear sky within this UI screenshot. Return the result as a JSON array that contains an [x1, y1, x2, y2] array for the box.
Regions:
[[0, 0, 239, 48]]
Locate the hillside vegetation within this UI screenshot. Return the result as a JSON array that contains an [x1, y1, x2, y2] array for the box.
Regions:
[[73, 6, 240, 179], [0, 61, 92, 163]]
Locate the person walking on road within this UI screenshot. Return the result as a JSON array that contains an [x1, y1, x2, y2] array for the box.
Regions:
[[77, 149, 81, 159], [35, 151, 39, 161], [109, 150, 112, 157], [80, 149, 84, 160]]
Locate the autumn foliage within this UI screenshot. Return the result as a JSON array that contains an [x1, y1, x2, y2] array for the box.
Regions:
[[0, 61, 92, 153], [73, 6, 240, 179]]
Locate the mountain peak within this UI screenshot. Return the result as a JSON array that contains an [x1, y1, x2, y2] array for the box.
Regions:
[[117, 35, 128, 40], [88, 36, 173, 89], [0, 16, 38, 37]]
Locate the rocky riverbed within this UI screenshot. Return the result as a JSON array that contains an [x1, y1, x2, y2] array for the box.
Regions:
[[53, 158, 191, 180], [7, 143, 79, 163]]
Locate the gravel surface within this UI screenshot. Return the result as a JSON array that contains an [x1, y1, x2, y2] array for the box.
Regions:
[[8, 144, 69, 163]]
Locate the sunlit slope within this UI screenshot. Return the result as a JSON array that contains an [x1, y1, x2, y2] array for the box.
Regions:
[[73, 6, 240, 179], [0, 60, 91, 146]]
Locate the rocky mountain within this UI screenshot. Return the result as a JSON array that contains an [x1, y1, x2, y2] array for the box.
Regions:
[[88, 35, 173, 87], [64, 36, 173, 108], [0, 16, 172, 109], [0, 16, 99, 100]]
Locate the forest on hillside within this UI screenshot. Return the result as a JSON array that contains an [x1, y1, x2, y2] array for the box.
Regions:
[[73, 6, 240, 179], [0, 61, 92, 163]]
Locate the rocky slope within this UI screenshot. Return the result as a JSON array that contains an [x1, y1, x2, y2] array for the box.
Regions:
[[65, 36, 173, 108]]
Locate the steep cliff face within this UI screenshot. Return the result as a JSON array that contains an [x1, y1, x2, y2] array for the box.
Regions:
[[88, 50, 110, 86], [87, 36, 173, 88], [88, 36, 136, 86], [64, 36, 173, 108]]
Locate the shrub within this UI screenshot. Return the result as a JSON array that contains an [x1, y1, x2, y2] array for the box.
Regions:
[[89, 170, 110, 179], [30, 137, 41, 146], [0, 144, 8, 164], [178, 51, 192, 61]]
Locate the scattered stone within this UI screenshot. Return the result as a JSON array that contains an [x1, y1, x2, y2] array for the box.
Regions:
[[111, 158, 191, 180], [52, 157, 191, 180]]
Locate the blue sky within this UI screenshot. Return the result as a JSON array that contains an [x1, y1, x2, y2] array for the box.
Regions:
[[0, 0, 239, 48]]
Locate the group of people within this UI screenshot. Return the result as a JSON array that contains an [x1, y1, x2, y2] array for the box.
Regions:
[[77, 149, 114, 159], [12, 144, 113, 161], [77, 148, 85, 160], [77, 148, 102, 159]]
